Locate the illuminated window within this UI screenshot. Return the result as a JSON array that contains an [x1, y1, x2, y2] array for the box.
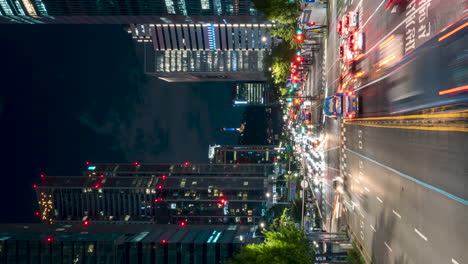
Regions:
[[164, 0, 176, 14], [200, 0, 209, 9]]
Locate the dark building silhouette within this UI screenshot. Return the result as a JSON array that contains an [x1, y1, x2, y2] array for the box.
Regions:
[[0, 0, 265, 24], [0, 223, 256, 263], [35, 163, 279, 226], [208, 145, 280, 164]]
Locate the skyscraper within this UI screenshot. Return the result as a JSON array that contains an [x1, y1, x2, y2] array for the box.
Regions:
[[0, 0, 264, 24], [143, 43, 268, 82], [208, 145, 280, 164], [35, 163, 279, 225], [129, 23, 275, 50], [232, 81, 277, 106], [0, 223, 255, 263]]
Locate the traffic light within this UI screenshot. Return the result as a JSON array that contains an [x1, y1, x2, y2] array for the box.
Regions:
[[308, 21, 316, 27], [295, 55, 302, 63], [295, 29, 304, 42], [294, 98, 300, 105], [286, 97, 293, 102], [293, 84, 298, 89], [295, 34, 304, 42], [296, 50, 302, 56], [292, 74, 300, 83]]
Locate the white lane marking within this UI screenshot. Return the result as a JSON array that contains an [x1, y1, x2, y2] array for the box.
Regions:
[[363, 2, 436, 58], [370, 225, 376, 232], [384, 242, 393, 252], [392, 210, 402, 219], [364, 187, 370, 192], [344, 153, 347, 158], [344, 163, 347, 168], [342, 148, 345, 153], [452, 258, 460, 264], [361, 0, 386, 29], [414, 228, 428, 241], [376, 196, 383, 203], [344, 136, 347, 141]]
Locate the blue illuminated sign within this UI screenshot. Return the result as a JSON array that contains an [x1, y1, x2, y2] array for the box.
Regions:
[[207, 23, 217, 51]]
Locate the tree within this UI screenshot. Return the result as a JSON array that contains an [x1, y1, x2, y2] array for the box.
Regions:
[[251, 0, 300, 24], [346, 242, 366, 264], [289, 198, 303, 223], [228, 210, 314, 264]]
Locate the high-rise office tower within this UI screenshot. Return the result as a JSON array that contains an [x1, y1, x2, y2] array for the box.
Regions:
[[143, 43, 268, 82], [208, 145, 280, 164], [35, 163, 279, 225], [232, 81, 277, 106], [0, 223, 255, 263], [129, 23, 275, 50], [0, 0, 263, 24]]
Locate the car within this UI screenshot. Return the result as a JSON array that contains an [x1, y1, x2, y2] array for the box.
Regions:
[[349, 31, 364, 53], [323, 91, 358, 119], [345, 11, 359, 30], [339, 43, 353, 63]]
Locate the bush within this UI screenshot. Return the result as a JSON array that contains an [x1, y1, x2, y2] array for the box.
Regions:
[[347, 242, 366, 264], [228, 209, 314, 264]]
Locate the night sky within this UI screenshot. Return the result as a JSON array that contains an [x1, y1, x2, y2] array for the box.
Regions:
[[0, 25, 244, 222]]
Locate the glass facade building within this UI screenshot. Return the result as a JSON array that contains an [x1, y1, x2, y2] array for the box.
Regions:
[[129, 23, 275, 50], [0, 0, 265, 24], [35, 163, 277, 226], [143, 43, 268, 82], [232, 82, 276, 106], [0, 223, 255, 264], [208, 145, 279, 164]]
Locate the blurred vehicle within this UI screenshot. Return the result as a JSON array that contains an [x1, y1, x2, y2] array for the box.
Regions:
[[385, 0, 407, 11], [339, 43, 354, 64], [323, 92, 358, 119], [349, 31, 364, 53], [344, 11, 359, 30]]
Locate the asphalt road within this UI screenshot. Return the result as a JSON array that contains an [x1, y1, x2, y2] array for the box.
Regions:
[[341, 121, 468, 264], [319, 0, 468, 262]]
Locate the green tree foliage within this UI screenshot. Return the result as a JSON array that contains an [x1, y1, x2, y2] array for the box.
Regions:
[[228, 210, 314, 264], [271, 57, 291, 85], [251, 0, 300, 24], [289, 198, 303, 223], [346, 242, 366, 264], [269, 24, 302, 49]]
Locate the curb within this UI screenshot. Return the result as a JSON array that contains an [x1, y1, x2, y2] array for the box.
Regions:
[[347, 226, 374, 264]]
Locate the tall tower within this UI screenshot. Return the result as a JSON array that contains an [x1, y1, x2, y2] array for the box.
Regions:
[[35, 163, 278, 225], [0, 0, 264, 24]]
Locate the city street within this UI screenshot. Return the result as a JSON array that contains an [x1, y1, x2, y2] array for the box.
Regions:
[[341, 119, 468, 263], [298, 0, 468, 262]]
